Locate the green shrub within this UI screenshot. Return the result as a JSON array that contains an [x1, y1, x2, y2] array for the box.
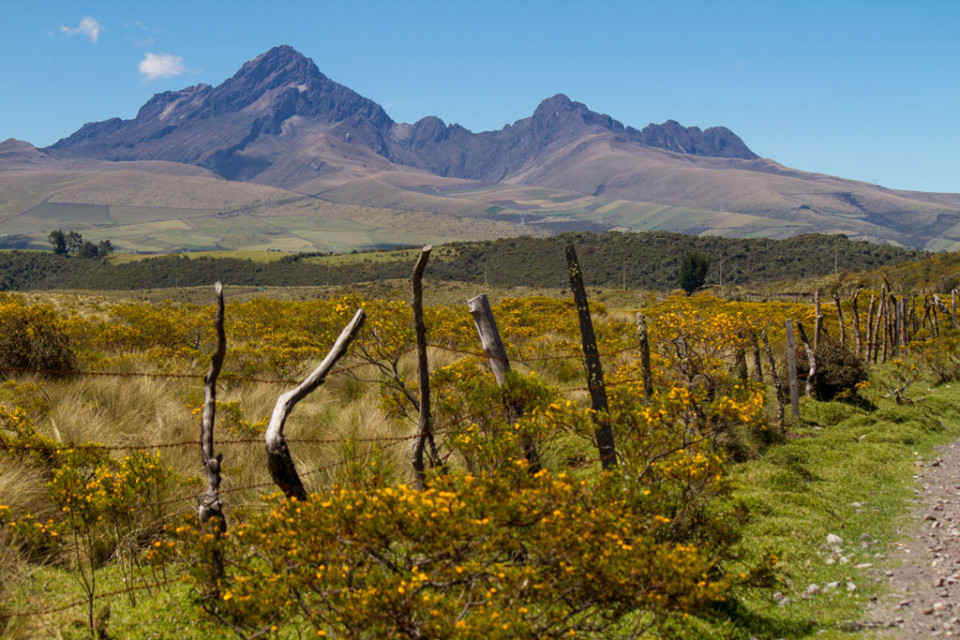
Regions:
[[809, 338, 868, 401]]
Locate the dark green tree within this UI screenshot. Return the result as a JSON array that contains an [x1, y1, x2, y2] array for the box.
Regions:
[[97, 239, 114, 256], [65, 230, 83, 254], [679, 252, 710, 295], [48, 229, 67, 255], [78, 241, 100, 259]]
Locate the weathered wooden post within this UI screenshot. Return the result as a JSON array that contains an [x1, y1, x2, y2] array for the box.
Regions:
[[910, 296, 919, 335], [468, 293, 541, 472], [865, 294, 876, 360], [833, 291, 846, 348], [851, 288, 863, 356], [813, 289, 823, 353], [880, 294, 890, 362], [796, 321, 817, 397], [899, 297, 909, 347], [887, 294, 897, 355], [952, 289, 958, 329], [734, 341, 749, 381], [871, 293, 884, 364], [931, 294, 943, 337], [566, 243, 617, 469], [198, 282, 227, 591], [636, 314, 654, 402], [265, 308, 366, 500], [761, 329, 785, 432], [751, 332, 764, 384], [411, 246, 437, 489], [785, 319, 800, 418]]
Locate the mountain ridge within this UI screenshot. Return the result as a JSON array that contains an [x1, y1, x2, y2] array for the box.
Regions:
[[3, 45, 958, 253], [49, 45, 757, 186]]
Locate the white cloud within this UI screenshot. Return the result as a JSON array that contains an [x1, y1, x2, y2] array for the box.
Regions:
[[139, 52, 186, 81], [60, 16, 102, 43]]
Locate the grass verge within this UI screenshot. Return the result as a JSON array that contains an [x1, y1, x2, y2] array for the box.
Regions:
[[693, 375, 960, 639]]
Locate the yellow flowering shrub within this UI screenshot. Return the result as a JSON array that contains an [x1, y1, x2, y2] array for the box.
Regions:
[[0, 297, 77, 375], [167, 464, 732, 639]]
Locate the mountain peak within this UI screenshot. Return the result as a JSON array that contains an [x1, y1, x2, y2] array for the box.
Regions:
[[533, 93, 577, 111], [234, 44, 322, 88]]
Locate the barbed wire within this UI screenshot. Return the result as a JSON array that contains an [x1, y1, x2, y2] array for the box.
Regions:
[[0, 339, 642, 384], [0, 432, 436, 455], [0, 575, 180, 622]]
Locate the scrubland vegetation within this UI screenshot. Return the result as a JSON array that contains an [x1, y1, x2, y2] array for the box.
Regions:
[[0, 231, 927, 292], [1, 252, 959, 638]]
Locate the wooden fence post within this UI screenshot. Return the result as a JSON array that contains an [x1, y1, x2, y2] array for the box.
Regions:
[[761, 329, 785, 432], [785, 319, 801, 419], [932, 294, 943, 337], [833, 292, 846, 348], [636, 314, 654, 402], [411, 246, 436, 489], [851, 288, 863, 356], [899, 297, 909, 348], [880, 294, 890, 362], [265, 309, 366, 500], [734, 341, 749, 381], [813, 289, 823, 353], [872, 293, 884, 364], [565, 243, 617, 469], [468, 293, 541, 472], [950, 289, 957, 329], [199, 283, 227, 586], [751, 332, 764, 384], [796, 321, 817, 397]]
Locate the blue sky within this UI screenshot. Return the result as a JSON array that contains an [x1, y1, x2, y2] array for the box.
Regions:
[[1, 0, 958, 193]]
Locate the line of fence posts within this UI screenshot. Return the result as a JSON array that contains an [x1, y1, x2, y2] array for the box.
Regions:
[[191, 248, 954, 524], [24, 250, 959, 625], [781, 282, 960, 420]]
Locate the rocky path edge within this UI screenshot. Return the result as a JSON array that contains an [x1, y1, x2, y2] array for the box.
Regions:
[[869, 439, 960, 638]]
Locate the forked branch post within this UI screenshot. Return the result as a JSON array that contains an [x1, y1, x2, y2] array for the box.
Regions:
[[265, 308, 367, 500]]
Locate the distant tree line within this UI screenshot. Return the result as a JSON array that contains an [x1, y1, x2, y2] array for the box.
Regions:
[[1, 231, 930, 292], [47, 229, 113, 259]]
